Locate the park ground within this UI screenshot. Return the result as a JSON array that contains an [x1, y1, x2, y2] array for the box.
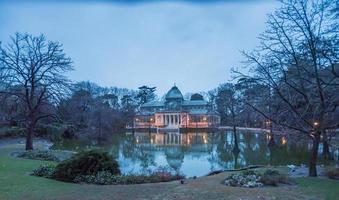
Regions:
[[0, 139, 338, 200]]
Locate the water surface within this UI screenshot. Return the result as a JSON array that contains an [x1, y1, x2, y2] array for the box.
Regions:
[[52, 131, 337, 177]]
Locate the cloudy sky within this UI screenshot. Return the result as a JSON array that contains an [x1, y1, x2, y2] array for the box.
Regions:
[[0, 0, 278, 95]]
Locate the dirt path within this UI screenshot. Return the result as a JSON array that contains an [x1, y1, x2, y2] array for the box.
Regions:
[[0, 137, 52, 149]]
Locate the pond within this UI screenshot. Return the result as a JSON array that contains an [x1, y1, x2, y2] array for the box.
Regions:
[[52, 131, 338, 177]]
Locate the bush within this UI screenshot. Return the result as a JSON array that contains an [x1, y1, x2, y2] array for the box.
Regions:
[[242, 170, 256, 176], [74, 171, 184, 185], [17, 150, 59, 161], [0, 126, 25, 138], [224, 171, 263, 188], [259, 169, 289, 186], [52, 149, 120, 182], [325, 167, 339, 180], [32, 164, 56, 177], [35, 123, 75, 141]]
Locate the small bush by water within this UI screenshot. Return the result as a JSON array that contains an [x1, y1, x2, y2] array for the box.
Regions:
[[259, 169, 289, 186], [325, 167, 339, 180], [74, 170, 184, 185], [52, 149, 120, 182], [32, 149, 184, 185], [224, 169, 290, 188], [32, 164, 56, 177]]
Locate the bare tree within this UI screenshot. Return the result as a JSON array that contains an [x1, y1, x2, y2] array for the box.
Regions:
[[238, 0, 338, 176], [0, 33, 73, 150]]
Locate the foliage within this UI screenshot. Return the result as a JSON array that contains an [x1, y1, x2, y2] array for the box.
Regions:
[[0, 126, 25, 138], [17, 150, 59, 162], [74, 170, 184, 185], [35, 123, 74, 141], [224, 171, 263, 188], [52, 149, 120, 182], [234, 0, 339, 176], [225, 169, 290, 187], [0, 144, 338, 200], [242, 170, 257, 176], [325, 167, 339, 180], [136, 85, 156, 105], [32, 164, 56, 177], [259, 169, 290, 186]]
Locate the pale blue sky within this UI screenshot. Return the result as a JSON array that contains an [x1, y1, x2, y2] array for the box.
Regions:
[[0, 0, 278, 95]]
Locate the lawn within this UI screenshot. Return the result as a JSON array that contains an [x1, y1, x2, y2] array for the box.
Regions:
[[0, 142, 338, 200]]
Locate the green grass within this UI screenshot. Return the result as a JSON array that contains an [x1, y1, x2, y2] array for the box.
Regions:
[[0, 143, 338, 200], [296, 177, 339, 200]]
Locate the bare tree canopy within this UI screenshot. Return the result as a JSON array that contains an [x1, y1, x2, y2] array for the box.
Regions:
[[237, 0, 338, 176], [0, 33, 73, 150]]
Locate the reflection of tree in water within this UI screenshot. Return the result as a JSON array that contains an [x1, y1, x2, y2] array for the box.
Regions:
[[268, 140, 310, 166], [206, 132, 222, 171], [117, 131, 317, 175], [107, 133, 123, 159], [119, 133, 156, 169], [215, 131, 234, 169], [137, 146, 156, 169], [165, 147, 184, 173], [120, 133, 137, 160], [240, 132, 270, 166]]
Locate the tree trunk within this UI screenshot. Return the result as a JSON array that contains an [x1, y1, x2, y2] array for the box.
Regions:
[[25, 122, 34, 150], [309, 131, 320, 177], [232, 125, 240, 154], [322, 131, 333, 160]]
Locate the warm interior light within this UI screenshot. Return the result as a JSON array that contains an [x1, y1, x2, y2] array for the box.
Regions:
[[266, 134, 271, 140]]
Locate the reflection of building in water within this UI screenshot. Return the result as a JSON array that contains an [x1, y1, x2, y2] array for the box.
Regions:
[[133, 131, 210, 146], [132, 85, 220, 129]]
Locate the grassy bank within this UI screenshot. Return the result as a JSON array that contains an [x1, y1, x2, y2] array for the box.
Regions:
[[0, 142, 338, 200]]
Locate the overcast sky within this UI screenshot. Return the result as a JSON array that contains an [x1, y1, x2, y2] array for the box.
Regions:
[[0, 0, 278, 95]]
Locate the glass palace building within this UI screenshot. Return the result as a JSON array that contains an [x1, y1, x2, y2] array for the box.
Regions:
[[133, 86, 220, 130]]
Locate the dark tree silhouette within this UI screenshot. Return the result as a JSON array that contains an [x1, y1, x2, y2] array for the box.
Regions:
[[0, 33, 73, 150]]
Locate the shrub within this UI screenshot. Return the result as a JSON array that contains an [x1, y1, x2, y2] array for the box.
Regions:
[[242, 170, 256, 176], [224, 172, 263, 188], [17, 150, 59, 161], [74, 171, 118, 185], [0, 126, 25, 138], [259, 169, 289, 186], [35, 123, 75, 141], [32, 164, 56, 177], [52, 149, 120, 182], [74, 171, 184, 185], [325, 167, 339, 180]]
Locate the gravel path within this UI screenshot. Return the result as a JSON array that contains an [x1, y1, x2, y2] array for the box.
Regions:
[[0, 137, 52, 149]]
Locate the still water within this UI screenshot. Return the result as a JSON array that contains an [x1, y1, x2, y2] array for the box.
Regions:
[[52, 131, 337, 177]]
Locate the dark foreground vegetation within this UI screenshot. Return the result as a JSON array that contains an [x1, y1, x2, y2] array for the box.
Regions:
[[30, 149, 184, 185], [1, 143, 338, 200]]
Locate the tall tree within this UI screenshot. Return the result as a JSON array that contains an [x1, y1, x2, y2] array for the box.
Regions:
[[0, 33, 73, 150], [239, 0, 338, 176], [136, 85, 156, 106]]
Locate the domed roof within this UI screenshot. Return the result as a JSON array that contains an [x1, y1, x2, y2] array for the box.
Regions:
[[190, 93, 204, 101], [165, 86, 183, 100]]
